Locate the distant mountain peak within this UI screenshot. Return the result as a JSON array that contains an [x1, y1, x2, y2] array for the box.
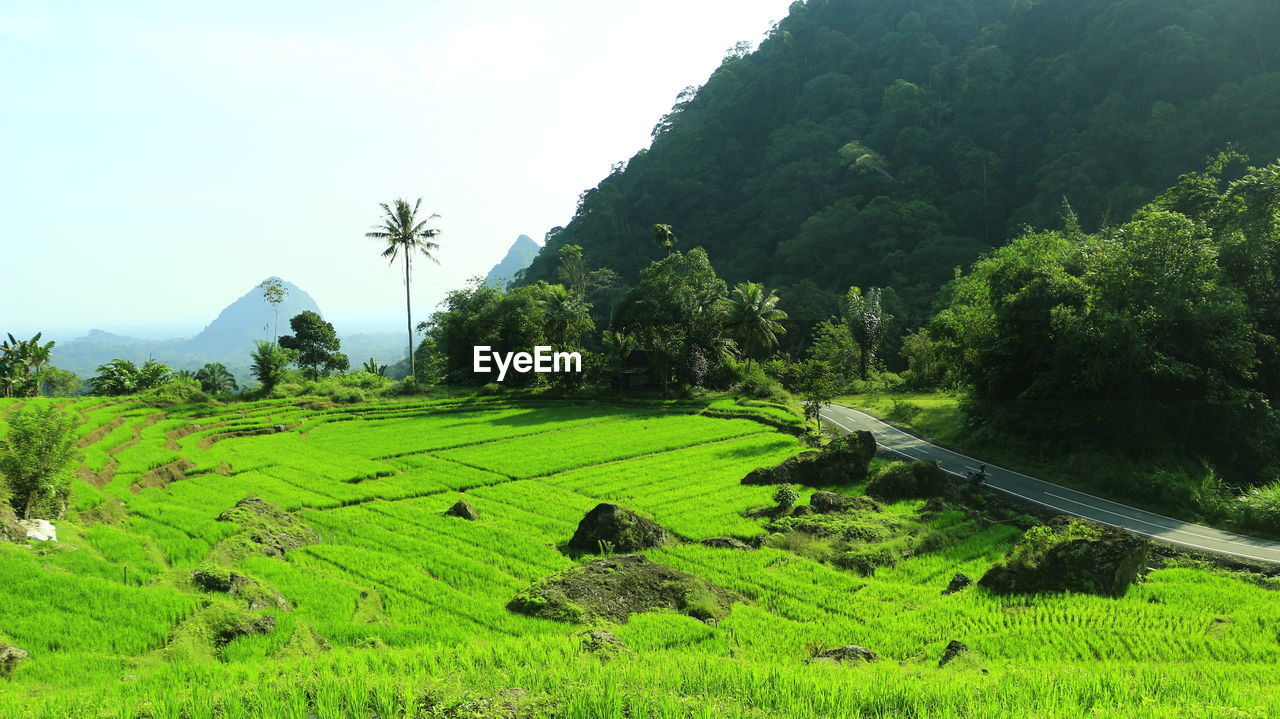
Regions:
[[485, 235, 541, 289], [186, 279, 322, 352]]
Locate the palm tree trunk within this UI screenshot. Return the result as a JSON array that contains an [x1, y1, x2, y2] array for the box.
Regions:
[[405, 252, 415, 379]]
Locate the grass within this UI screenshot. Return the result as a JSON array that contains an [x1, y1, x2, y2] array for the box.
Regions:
[[0, 394, 1277, 717]]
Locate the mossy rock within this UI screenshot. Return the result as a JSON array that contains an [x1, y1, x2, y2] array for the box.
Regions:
[[201, 604, 277, 646], [0, 645, 28, 677], [191, 565, 292, 611], [866, 460, 950, 501], [215, 497, 318, 558], [979, 519, 1149, 597], [508, 554, 740, 624], [567, 504, 666, 554], [741, 431, 875, 487], [808, 644, 879, 664], [809, 491, 883, 514], [700, 536, 753, 550], [0, 504, 24, 543], [445, 500, 479, 520]]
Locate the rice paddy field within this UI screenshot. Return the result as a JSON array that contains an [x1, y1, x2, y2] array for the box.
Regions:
[[0, 394, 1277, 718]]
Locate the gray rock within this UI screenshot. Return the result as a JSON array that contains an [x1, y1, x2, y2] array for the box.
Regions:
[[866, 460, 950, 502], [18, 519, 56, 542], [579, 630, 628, 655], [979, 519, 1149, 597], [810, 491, 883, 514], [942, 573, 972, 595], [742, 431, 876, 487], [0, 645, 28, 677], [567, 504, 666, 553], [700, 536, 752, 550], [809, 644, 879, 664], [938, 640, 970, 668], [445, 500, 480, 521]]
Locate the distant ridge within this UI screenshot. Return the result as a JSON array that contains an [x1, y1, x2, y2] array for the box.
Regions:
[[484, 235, 540, 289]]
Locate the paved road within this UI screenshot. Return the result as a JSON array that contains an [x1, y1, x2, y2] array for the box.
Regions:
[[821, 403, 1280, 564]]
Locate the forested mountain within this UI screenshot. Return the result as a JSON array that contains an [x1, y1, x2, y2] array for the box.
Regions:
[[521, 0, 1280, 350]]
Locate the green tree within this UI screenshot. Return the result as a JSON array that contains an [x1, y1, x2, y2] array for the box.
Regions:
[[772, 484, 799, 512], [557, 244, 590, 297], [808, 318, 858, 381], [258, 278, 288, 345], [366, 198, 443, 380], [727, 282, 788, 366], [845, 287, 891, 380], [0, 404, 81, 518], [194, 363, 238, 394], [613, 248, 732, 389], [279, 311, 349, 379], [250, 341, 295, 393], [39, 367, 82, 397], [792, 359, 838, 430], [542, 284, 594, 346], [89, 359, 171, 396]]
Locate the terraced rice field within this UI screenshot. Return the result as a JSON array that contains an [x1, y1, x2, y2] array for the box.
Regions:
[[0, 395, 1277, 718]]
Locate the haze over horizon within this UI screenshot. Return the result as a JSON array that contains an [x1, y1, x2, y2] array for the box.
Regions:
[[0, 0, 793, 342]]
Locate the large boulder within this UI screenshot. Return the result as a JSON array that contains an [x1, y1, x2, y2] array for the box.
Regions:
[[979, 519, 1149, 597], [742, 431, 876, 487], [567, 504, 666, 554], [866, 460, 950, 502], [0, 645, 28, 677], [508, 554, 739, 624]]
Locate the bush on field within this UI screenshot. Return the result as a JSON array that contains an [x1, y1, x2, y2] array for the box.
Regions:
[[1237, 481, 1280, 534], [137, 378, 209, 407], [266, 371, 392, 402], [717, 358, 788, 401]]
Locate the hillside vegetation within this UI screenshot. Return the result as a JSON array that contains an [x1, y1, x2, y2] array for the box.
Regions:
[[522, 0, 1280, 343], [0, 396, 1278, 717]]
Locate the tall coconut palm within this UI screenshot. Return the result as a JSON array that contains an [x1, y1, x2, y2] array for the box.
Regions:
[[366, 198, 442, 379], [653, 223, 678, 254], [542, 284, 592, 346], [727, 282, 788, 367]]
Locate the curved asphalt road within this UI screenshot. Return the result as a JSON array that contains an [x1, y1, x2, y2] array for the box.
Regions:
[[821, 403, 1280, 564]]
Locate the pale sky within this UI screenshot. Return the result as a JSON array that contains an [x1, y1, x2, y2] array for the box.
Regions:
[[0, 0, 793, 340]]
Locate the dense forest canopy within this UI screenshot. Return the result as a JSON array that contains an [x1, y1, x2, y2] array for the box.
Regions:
[[520, 0, 1280, 353]]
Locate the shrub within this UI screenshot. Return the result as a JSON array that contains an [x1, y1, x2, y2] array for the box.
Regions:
[[886, 398, 923, 424], [328, 387, 366, 404], [137, 378, 209, 407], [1237, 481, 1280, 534], [772, 484, 799, 512], [0, 404, 81, 518]]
